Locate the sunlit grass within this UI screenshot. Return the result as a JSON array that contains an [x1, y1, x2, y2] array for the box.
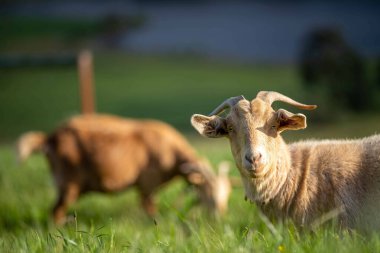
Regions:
[[1, 135, 380, 252]]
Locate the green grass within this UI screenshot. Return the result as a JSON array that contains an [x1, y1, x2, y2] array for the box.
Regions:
[[2, 51, 380, 142], [1, 139, 380, 253], [0, 52, 305, 142], [2, 53, 380, 252]]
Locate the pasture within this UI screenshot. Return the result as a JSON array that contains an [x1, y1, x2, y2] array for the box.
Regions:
[[1, 53, 380, 252]]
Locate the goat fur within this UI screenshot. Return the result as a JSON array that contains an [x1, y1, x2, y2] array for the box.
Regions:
[[18, 114, 230, 224]]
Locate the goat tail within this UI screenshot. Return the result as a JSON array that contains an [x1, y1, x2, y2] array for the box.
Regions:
[[16, 131, 47, 163]]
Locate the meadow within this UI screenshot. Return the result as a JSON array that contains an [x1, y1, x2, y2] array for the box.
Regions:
[[1, 52, 380, 252]]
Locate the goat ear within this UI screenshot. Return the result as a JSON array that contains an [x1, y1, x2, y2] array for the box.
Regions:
[[191, 114, 227, 138], [276, 109, 307, 132]]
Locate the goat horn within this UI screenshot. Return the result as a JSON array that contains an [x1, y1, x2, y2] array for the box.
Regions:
[[256, 91, 317, 110], [208, 95, 246, 116]]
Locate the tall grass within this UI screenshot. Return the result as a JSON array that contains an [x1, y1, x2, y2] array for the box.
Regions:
[[1, 142, 380, 253]]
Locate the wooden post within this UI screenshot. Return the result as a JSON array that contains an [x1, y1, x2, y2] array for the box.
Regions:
[[78, 50, 96, 114]]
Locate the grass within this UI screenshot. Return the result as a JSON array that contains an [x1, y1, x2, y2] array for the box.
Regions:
[[1, 51, 380, 142], [0, 52, 304, 142], [1, 139, 380, 253], [2, 52, 380, 252]]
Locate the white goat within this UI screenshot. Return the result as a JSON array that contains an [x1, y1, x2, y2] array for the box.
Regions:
[[191, 91, 380, 231]]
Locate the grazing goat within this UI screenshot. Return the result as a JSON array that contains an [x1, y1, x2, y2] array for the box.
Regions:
[[191, 91, 380, 231], [17, 114, 231, 224]]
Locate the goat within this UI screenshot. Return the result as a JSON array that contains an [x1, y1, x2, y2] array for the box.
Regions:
[[191, 91, 380, 231], [17, 114, 231, 224]]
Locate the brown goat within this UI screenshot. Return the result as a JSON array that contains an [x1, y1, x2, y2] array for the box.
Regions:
[[191, 91, 380, 231], [17, 114, 230, 224]]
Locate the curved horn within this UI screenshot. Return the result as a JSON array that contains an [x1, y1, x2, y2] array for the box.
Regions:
[[256, 91, 317, 110], [208, 95, 246, 116]]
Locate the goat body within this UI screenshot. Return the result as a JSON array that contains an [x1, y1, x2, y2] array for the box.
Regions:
[[250, 135, 380, 230]]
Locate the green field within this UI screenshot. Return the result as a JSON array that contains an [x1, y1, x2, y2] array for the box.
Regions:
[[1, 53, 380, 252], [0, 52, 316, 141]]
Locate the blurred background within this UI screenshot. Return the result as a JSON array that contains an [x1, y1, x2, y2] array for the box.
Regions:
[[1, 0, 380, 143]]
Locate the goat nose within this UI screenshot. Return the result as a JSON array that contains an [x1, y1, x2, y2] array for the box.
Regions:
[[245, 154, 254, 164], [245, 153, 262, 164]]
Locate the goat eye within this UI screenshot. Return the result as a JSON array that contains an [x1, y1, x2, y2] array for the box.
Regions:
[[271, 125, 277, 129], [227, 126, 234, 132]]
